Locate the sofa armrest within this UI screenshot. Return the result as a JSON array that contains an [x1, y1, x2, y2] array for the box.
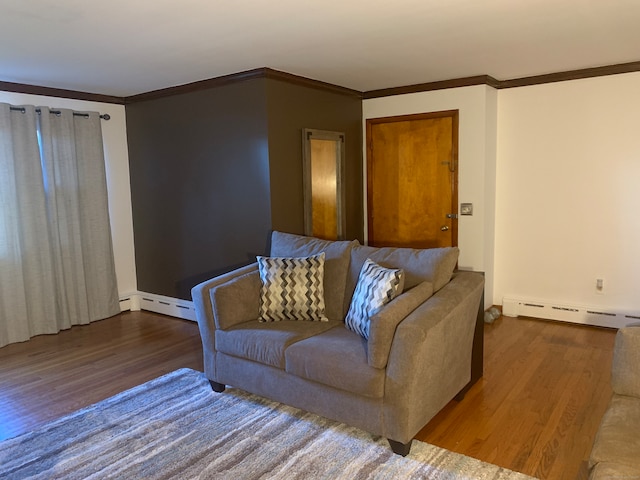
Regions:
[[382, 271, 484, 443], [191, 263, 258, 377], [367, 281, 434, 369], [211, 271, 261, 330], [611, 326, 640, 398], [191, 263, 259, 335]]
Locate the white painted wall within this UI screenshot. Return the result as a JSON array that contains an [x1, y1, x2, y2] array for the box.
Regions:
[[363, 85, 498, 304], [495, 72, 640, 315], [0, 91, 137, 297], [7, 71, 635, 323]]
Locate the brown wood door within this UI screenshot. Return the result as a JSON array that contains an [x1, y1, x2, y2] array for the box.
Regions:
[[367, 111, 458, 248]]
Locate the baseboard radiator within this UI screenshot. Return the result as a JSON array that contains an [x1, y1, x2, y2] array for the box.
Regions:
[[502, 297, 640, 329], [118, 292, 196, 322], [118, 291, 639, 329]]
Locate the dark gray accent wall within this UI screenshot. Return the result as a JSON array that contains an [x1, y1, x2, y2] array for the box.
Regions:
[[126, 78, 271, 300], [126, 75, 363, 301], [265, 79, 363, 242]]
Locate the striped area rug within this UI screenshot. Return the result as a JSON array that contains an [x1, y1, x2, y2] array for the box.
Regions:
[[0, 368, 535, 479]]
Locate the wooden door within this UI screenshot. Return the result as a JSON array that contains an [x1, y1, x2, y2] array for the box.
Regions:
[[367, 111, 458, 248]]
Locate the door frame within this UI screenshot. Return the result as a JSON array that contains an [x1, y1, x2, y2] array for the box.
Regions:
[[365, 110, 459, 247]]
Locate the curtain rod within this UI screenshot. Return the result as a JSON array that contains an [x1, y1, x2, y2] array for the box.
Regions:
[[8, 106, 110, 120]]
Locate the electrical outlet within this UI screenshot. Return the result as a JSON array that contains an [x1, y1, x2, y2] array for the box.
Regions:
[[596, 278, 604, 294]]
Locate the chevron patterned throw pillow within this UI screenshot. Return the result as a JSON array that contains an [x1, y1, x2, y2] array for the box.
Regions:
[[345, 258, 404, 339], [257, 253, 329, 322]]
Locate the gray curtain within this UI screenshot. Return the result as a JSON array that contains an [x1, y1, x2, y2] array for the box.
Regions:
[[0, 103, 120, 348]]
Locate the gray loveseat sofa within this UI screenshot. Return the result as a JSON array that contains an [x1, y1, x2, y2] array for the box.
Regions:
[[192, 231, 485, 455], [589, 326, 640, 478]]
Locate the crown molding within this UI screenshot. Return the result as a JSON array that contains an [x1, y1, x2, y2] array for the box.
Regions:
[[124, 68, 267, 104], [363, 75, 500, 99], [262, 68, 362, 98], [363, 61, 640, 98], [124, 67, 362, 104], [497, 60, 640, 89], [3, 60, 640, 106], [0, 80, 125, 104]]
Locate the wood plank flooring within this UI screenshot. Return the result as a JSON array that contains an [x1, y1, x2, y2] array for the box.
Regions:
[[0, 311, 202, 442], [0, 311, 616, 479], [416, 315, 616, 479]]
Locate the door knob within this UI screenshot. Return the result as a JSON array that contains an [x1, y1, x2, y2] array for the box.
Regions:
[[441, 225, 449, 231]]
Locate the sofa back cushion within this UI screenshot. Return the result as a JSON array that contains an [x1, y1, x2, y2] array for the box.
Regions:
[[270, 231, 359, 321], [345, 245, 458, 314], [611, 326, 640, 397]]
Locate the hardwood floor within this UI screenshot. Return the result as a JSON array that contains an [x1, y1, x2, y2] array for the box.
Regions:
[[416, 315, 616, 479], [0, 311, 616, 479], [0, 311, 202, 442]]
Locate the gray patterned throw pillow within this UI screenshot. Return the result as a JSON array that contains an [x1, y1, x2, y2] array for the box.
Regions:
[[257, 253, 329, 322], [345, 258, 405, 339]]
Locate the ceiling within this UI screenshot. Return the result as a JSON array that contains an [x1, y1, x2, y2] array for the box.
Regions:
[[1, 0, 639, 98]]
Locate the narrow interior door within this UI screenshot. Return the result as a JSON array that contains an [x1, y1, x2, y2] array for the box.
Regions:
[[367, 111, 458, 248]]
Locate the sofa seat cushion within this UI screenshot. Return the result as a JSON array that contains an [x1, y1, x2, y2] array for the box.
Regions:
[[284, 327, 385, 398], [216, 320, 339, 369], [589, 394, 640, 471], [270, 231, 359, 321]]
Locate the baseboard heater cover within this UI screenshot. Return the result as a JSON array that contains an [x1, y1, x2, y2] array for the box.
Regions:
[[502, 297, 637, 329], [119, 292, 196, 322]]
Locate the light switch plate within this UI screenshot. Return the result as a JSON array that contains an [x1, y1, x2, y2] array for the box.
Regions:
[[460, 203, 473, 215]]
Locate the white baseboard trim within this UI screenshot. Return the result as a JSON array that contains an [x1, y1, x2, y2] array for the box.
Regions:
[[119, 297, 132, 312], [119, 292, 196, 322], [502, 296, 639, 329]]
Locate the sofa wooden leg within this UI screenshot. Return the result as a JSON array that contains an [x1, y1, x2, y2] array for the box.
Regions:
[[388, 439, 412, 456], [208, 380, 226, 393]]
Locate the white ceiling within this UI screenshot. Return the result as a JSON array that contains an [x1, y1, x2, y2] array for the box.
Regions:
[[1, 0, 639, 98]]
